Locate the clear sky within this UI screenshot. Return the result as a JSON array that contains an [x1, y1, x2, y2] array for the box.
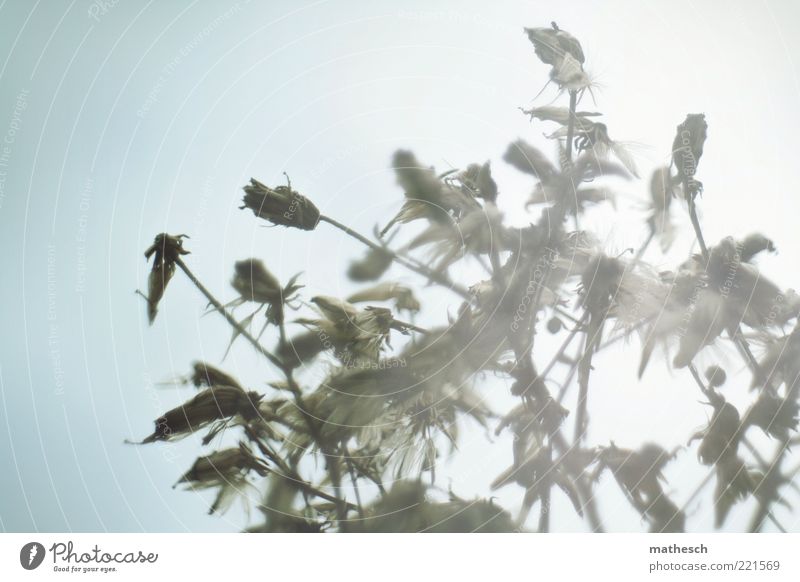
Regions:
[[1, 0, 800, 532]]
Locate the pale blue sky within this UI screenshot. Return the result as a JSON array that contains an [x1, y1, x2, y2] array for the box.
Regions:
[[1, 0, 800, 532]]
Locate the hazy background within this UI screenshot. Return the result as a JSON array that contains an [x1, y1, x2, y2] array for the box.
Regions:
[[1, 0, 800, 532]]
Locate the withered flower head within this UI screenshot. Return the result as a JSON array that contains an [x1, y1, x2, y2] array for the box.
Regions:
[[525, 22, 585, 66], [525, 108, 639, 178], [230, 259, 302, 325], [176, 442, 269, 487], [692, 395, 741, 466], [297, 295, 422, 363], [454, 161, 498, 203], [189, 361, 242, 390], [347, 282, 421, 313], [406, 205, 507, 271], [176, 442, 270, 516], [745, 392, 799, 440], [381, 150, 480, 236], [580, 254, 624, 316], [143, 233, 190, 324], [597, 443, 675, 493], [347, 245, 393, 282], [241, 176, 320, 230], [504, 139, 628, 215], [595, 443, 683, 532], [137, 385, 263, 443], [311, 296, 393, 362], [524, 22, 588, 90]]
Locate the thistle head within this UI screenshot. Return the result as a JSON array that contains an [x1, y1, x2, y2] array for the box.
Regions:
[[241, 176, 320, 230]]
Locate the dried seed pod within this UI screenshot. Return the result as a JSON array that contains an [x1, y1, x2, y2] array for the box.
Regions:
[[524, 23, 585, 66], [241, 176, 320, 230], [524, 23, 589, 90], [137, 386, 263, 443], [143, 233, 190, 324], [230, 259, 302, 325], [671, 113, 707, 198], [231, 259, 281, 304], [692, 397, 741, 465]]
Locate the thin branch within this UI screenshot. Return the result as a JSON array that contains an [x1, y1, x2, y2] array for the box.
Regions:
[[175, 258, 283, 368]]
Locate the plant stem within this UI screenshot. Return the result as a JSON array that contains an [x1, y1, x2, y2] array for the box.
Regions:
[[538, 442, 552, 533], [565, 90, 578, 164], [633, 230, 655, 263], [573, 317, 602, 444], [533, 88, 580, 533], [686, 194, 709, 260]]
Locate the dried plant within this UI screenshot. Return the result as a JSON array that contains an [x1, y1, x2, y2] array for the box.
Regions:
[[132, 21, 800, 533]]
